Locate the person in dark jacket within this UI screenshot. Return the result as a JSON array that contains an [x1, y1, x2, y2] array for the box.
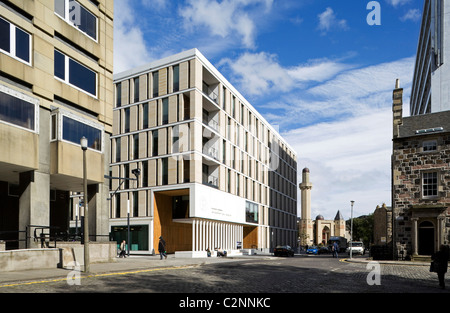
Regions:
[[432, 245, 449, 289], [158, 236, 167, 260]]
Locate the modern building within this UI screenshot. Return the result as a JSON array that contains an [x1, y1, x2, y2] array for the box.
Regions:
[[0, 0, 114, 249], [298, 168, 347, 247], [391, 80, 449, 259], [410, 0, 450, 115], [110, 49, 298, 256]]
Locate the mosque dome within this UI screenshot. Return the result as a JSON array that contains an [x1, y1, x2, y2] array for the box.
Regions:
[[315, 214, 324, 220]]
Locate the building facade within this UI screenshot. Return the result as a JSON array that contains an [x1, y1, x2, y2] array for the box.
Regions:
[[410, 0, 450, 115], [0, 0, 114, 249], [392, 81, 450, 259], [110, 49, 298, 256], [298, 168, 347, 247]]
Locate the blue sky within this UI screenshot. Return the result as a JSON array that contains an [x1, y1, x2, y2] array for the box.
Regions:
[[114, 0, 423, 220]]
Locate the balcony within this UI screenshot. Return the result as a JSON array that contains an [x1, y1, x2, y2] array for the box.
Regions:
[[202, 162, 219, 189]]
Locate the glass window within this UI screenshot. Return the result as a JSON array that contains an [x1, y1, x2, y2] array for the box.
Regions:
[[54, 50, 97, 97], [152, 71, 159, 98], [55, 0, 97, 40], [152, 131, 158, 156], [134, 77, 139, 103], [161, 158, 168, 185], [173, 65, 179, 92], [423, 172, 438, 198], [0, 17, 10, 53], [15, 27, 30, 63], [0, 17, 31, 64], [0, 89, 36, 131], [115, 138, 121, 162], [423, 140, 437, 152], [124, 108, 130, 133], [142, 103, 148, 128], [162, 98, 168, 124], [133, 134, 139, 160], [116, 83, 122, 107], [245, 201, 258, 224], [69, 58, 96, 96], [54, 50, 65, 80], [62, 115, 102, 151]]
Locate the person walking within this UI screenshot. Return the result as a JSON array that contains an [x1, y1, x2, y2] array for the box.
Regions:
[[332, 242, 339, 258], [119, 240, 127, 258], [432, 245, 449, 289], [158, 236, 167, 260]]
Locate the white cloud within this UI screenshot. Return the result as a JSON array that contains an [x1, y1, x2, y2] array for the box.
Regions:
[[114, 0, 152, 73], [400, 9, 421, 22], [284, 109, 393, 219], [179, 0, 273, 49], [317, 7, 348, 35], [219, 52, 352, 96], [385, 0, 412, 7]]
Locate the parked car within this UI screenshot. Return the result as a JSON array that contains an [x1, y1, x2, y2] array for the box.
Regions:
[[306, 246, 318, 255], [318, 246, 330, 254], [274, 245, 295, 257], [346, 241, 365, 255]]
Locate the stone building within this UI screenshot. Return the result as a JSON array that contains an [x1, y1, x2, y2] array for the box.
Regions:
[[372, 203, 392, 246], [391, 82, 450, 259], [298, 168, 347, 246], [0, 0, 114, 249]]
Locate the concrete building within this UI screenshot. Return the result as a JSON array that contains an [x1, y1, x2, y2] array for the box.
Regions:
[[298, 168, 347, 247], [391, 81, 450, 259], [110, 49, 298, 256], [410, 0, 450, 115], [0, 0, 114, 250]]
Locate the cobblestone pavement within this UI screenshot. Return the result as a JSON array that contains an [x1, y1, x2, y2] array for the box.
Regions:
[[0, 255, 448, 294]]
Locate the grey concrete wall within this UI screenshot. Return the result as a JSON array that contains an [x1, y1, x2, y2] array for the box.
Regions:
[[0, 242, 117, 272]]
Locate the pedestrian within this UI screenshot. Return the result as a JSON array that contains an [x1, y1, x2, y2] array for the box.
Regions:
[[158, 236, 167, 260], [332, 242, 339, 258], [119, 240, 127, 258], [431, 245, 449, 289]]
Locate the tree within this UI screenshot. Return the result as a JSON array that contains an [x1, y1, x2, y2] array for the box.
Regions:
[[346, 214, 374, 247]]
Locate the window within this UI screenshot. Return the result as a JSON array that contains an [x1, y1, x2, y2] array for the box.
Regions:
[[173, 65, 179, 92], [54, 50, 97, 97], [54, 0, 97, 40], [423, 140, 437, 152], [133, 134, 139, 160], [115, 138, 121, 162], [0, 17, 31, 64], [0, 87, 37, 131], [116, 83, 122, 107], [134, 77, 139, 103], [152, 71, 159, 98], [172, 126, 179, 153], [162, 98, 169, 124], [423, 172, 438, 198], [62, 115, 102, 151], [161, 158, 168, 185], [142, 103, 148, 129], [246, 201, 258, 224], [124, 108, 130, 133], [152, 131, 158, 156]]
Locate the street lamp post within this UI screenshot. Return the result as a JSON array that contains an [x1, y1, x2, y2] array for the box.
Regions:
[[81, 136, 90, 272], [127, 199, 130, 257], [350, 200, 354, 259]]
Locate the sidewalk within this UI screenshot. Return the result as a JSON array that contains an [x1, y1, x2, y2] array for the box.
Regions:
[[0, 253, 274, 286]]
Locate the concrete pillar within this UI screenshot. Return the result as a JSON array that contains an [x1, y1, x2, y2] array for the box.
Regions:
[[19, 171, 50, 249]]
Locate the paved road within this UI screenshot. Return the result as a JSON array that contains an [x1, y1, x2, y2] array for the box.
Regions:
[[0, 254, 447, 295]]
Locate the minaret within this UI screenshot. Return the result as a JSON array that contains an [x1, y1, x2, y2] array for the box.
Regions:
[[299, 168, 313, 245], [299, 168, 312, 220]]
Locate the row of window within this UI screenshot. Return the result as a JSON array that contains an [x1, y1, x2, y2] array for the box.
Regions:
[[0, 3, 98, 96]]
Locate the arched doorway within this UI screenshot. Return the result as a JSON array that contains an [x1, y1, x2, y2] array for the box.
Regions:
[[322, 226, 330, 245], [418, 221, 434, 255]]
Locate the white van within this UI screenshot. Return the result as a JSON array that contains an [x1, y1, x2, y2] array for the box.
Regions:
[[346, 241, 364, 255]]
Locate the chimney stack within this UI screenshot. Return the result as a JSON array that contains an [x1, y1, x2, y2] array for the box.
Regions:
[[392, 79, 403, 138]]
